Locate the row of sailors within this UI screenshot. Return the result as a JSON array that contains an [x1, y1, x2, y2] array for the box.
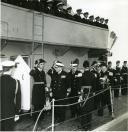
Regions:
[[2, 0, 109, 29], [30, 58, 127, 130]]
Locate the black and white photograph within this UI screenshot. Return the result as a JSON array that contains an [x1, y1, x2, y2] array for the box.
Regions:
[[0, 0, 128, 131]]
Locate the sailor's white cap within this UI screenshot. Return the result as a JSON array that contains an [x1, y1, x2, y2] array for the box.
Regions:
[[57, 2, 64, 6], [70, 59, 79, 67], [47, 0, 53, 3], [55, 61, 64, 67], [1, 60, 15, 67], [70, 63, 78, 67]]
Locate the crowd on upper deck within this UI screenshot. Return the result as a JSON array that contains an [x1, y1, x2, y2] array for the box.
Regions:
[[2, 0, 109, 29]]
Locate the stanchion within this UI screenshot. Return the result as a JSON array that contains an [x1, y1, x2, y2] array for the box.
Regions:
[[52, 99, 55, 132], [119, 85, 122, 97], [109, 86, 115, 119]]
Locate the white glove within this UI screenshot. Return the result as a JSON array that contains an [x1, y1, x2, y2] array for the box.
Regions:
[[67, 92, 70, 96], [14, 115, 19, 122], [50, 92, 53, 97], [45, 87, 49, 92]]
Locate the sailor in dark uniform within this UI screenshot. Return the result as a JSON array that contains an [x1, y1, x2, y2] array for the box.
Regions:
[[50, 61, 69, 122], [30, 59, 47, 121], [121, 61, 128, 95], [88, 15, 95, 26], [107, 61, 115, 88], [90, 62, 102, 111], [94, 16, 100, 27], [1, 60, 21, 131], [68, 59, 82, 118], [74, 9, 82, 22], [65, 6, 74, 20], [114, 60, 122, 97], [79, 60, 95, 131], [99, 63, 112, 116], [99, 18, 105, 28], [82, 12, 89, 24], [54, 2, 66, 18], [45, 0, 54, 15], [103, 19, 109, 29]]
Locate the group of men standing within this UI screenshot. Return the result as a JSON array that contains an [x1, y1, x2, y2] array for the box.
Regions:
[[0, 58, 127, 131], [29, 58, 128, 130], [2, 0, 109, 29]]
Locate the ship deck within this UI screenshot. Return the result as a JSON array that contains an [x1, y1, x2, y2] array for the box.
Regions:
[[13, 94, 128, 131]]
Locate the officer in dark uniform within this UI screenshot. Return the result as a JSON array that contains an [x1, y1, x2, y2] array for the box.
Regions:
[[121, 61, 128, 95], [103, 19, 109, 29], [99, 18, 105, 28], [47, 60, 57, 98], [99, 63, 112, 116], [1, 60, 21, 131], [94, 16, 100, 27], [54, 2, 66, 18], [50, 61, 69, 122], [88, 15, 95, 26], [107, 61, 115, 88], [40, 0, 47, 12], [45, 0, 54, 15], [65, 6, 74, 20], [74, 9, 82, 22], [114, 60, 122, 97], [68, 59, 82, 118], [79, 60, 95, 131], [30, 59, 47, 121], [82, 12, 89, 24], [90, 62, 102, 111]]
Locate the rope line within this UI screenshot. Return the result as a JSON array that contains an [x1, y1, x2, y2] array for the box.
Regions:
[[54, 87, 110, 107], [45, 103, 114, 130], [0, 86, 127, 122]]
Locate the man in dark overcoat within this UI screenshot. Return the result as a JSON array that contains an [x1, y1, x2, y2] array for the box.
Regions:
[[79, 60, 95, 131], [68, 59, 82, 118], [1, 60, 21, 131], [30, 59, 47, 121]]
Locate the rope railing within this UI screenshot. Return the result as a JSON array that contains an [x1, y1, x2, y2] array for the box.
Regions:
[[73, 102, 128, 131], [54, 87, 111, 107], [1, 85, 128, 131], [44, 103, 117, 131], [0, 109, 45, 122], [33, 86, 114, 131], [1, 86, 127, 122]]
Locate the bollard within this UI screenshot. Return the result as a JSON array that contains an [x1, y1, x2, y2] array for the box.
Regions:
[[52, 99, 55, 132]]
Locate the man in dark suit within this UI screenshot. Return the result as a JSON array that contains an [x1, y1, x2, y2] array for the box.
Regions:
[[107, 61, 115, 88], [45, 0, 54, 15], [79, 60, 95, 131], [114, 60, 122, 97], [30, 59, 47, 121], [65, 6, 74, 20], [74, 9, 82, 22], [82, 12, 89, 24], [54, 2, 66, 18], [121, 61, 128, 95], [68, 59, 82, 118], [1, 60, 21, 131], [94, 16, 100, 27], [104, 19, 109, 29], [99, 18, 105, 28], [88, 15, 95, 26], [99, 63, 112, 116]]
